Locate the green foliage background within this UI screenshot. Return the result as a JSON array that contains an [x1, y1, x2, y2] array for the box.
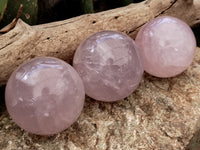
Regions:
[[0, 0, 136, 28], [0, 0, 199, 47], [0, 0, 37, 29]]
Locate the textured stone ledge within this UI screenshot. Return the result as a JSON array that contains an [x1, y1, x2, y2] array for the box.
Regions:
[[0, 48, 200, 150]]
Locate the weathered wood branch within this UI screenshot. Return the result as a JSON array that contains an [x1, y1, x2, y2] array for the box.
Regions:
[[0, 0, 200, 86]]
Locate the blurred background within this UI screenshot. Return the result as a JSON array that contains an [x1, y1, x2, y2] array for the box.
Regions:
[[0, 1, 200, 149], [0, 0, 199, 45], [0, 0, 144, 111], [0, 0, 143, 27]]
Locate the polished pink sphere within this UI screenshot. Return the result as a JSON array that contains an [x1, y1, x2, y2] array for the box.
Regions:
[[73, 31, 143, 102], [135, 16, 196, 78], [5, 57, 85, 135]]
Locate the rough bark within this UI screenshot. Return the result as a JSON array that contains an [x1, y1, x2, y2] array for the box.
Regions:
[[0, 0, 200, 86]]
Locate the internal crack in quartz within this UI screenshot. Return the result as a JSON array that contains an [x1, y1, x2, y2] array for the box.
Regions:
[[73, 31, 143, 102]]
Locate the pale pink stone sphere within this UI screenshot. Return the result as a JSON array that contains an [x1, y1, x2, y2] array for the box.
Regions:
[[135, 16, 196, 78], [73, 31, 143, 102], [5, 57, 85, 135]]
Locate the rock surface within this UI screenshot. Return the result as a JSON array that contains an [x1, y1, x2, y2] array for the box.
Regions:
[[0, 48, 200, 149]]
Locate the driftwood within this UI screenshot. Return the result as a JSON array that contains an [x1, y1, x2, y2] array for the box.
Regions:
[[1, 1, 200, 149], [0, 0, 200, 86]]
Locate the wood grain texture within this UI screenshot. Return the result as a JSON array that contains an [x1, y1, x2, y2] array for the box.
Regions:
[[1, 1, 200, 149], [0, 0, 200, 85]]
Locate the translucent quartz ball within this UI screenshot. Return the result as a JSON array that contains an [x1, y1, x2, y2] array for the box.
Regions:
[[5, 57, 85, 135], [135, 16, 196, 78], [73, 31, 143, 102]]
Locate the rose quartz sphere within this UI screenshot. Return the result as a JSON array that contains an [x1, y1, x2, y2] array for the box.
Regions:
[[5, 57, 85, 135], [135, 16, 196, 78], [73, 31, 143, 102]]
